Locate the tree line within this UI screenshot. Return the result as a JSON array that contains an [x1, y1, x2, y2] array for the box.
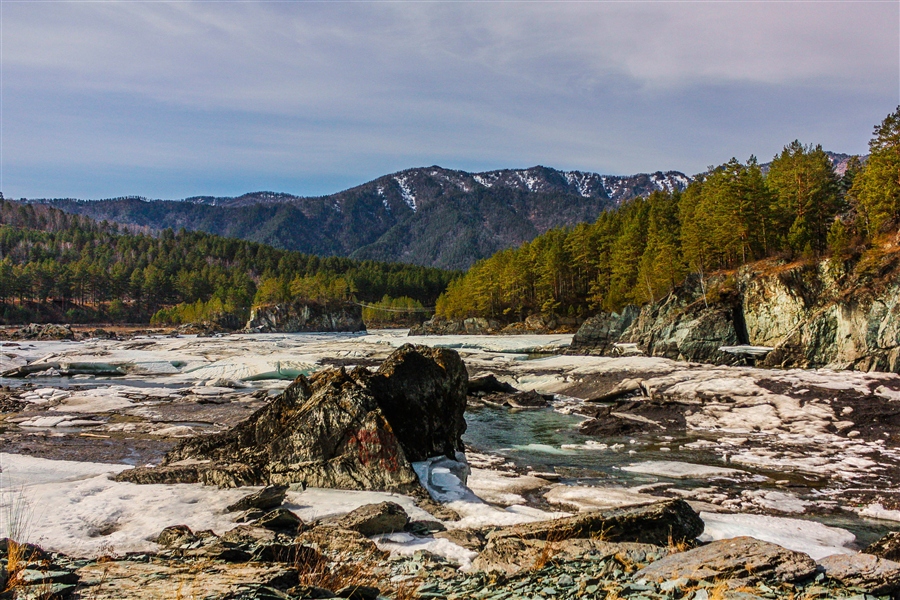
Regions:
[[0, 201, 456, 325], [437, 108, 900, 321]]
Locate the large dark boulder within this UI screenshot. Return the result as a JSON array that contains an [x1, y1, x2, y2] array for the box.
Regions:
[[117, 344, 467, 492]]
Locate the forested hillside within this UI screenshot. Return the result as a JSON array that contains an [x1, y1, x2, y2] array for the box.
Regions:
[[31, 166, 689, 270], [436, 109, 899, 322], [0, 201, 455, 325]]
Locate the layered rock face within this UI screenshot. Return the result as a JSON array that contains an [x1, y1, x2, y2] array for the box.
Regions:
[[244, 300, 365, 333], [570, 252, 900, 373], [117, 344, 467, 491]]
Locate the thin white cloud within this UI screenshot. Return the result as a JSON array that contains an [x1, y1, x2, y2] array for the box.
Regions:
[[2, 2, 897, 198]]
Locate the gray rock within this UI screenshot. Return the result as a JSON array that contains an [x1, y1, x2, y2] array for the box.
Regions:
[[338, 502, 409, 536], [0, 562, 6, 592], [155, 525, 198, 548], [244, 300, 365, 333], [409, 316, 500, 336], [255, 508, 304, 533], [117, 345, 467, 492], [226, 485, 289, 512], [636, 536, 817, 584], [467, 374, 518, 395], [866, 531, 900, 561], [336, 585, 380, 600], [472, 536, 666, 575], [818, 552, 900, 595], [568, 306, 639, 355], [488, 499, 704, 546]]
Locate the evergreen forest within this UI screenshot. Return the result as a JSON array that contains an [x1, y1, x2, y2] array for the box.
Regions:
[[436, 108, 900, 321], [0, 201, 455, 325]]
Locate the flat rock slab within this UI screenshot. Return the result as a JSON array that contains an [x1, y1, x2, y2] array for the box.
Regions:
[[636, 536, 817, 584], [489, 499, 704, 546], [818, 552, 900, 595], [226, 485, 289, 512], [472, 536, 667, 575]]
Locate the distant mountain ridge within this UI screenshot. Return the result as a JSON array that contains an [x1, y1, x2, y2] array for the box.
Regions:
[[30, 165, 691, 270]]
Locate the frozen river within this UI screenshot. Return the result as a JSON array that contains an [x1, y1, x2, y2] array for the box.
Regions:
[[1, 330, 899, 562]]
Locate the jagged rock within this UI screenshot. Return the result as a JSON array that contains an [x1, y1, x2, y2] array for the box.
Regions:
[[636, 537, 818, 584], [587, 378, 643, 403], [467, 374, 518, 395], [567, 306, 639, 355], [295, 525, 383, 557], [155, 525, 198, 548], [117, 344, 467, 491], [337, 502, 409, 536], [220, 525, 280, 546], [488, 499, 703, 546], [472, 537, 667, 575], [818, 552, 900, 595], [226, 485, 289, 512], [0, 563, 6, 592], [245, 300, 365, 333], [251, 542, 320, 564], [256, 509, 304, 533], [866, 531, 900, 561], [16, 323, 75, 340]]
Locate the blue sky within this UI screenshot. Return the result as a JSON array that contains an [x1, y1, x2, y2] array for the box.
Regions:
[[3, 1, 898, 199]]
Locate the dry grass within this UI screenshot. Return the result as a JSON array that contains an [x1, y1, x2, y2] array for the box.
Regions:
[[667, 532, 690, 553], [2, 485, 38, 594], [296, 549, 417, 600]]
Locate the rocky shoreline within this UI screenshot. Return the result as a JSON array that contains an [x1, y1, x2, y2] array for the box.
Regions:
[[4, 336, 900, 599], [6, 495, 900, 599]]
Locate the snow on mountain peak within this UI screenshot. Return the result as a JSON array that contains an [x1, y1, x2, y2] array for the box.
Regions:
[[394, 176, 417, 211]]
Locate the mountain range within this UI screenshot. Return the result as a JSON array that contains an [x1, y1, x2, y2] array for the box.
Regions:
[[26, 155, 856, 269], [31, 166, 689, 270]]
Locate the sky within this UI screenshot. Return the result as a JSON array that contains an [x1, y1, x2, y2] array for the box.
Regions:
[[2, 1, 898, 199]]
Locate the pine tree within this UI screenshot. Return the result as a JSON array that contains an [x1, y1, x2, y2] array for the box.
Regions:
[[852, 107, 900, 235]]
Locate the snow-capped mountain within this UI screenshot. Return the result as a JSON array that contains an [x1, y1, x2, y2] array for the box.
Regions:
[[33, 165, 690, 270]]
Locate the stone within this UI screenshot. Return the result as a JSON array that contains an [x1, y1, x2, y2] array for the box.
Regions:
[[255, 508, 304, 533], [220, 525, 280, 546], [567, 306, 639, 355], [865, 530, 900, 561], [335, 585, 380, 600], [244, 300, 365, 333], [467, 374, 518, 395], [337, 502, 410, 536], [289, 585, 337, 599], [434, 528, 486, 551], [251, 543, 321, 564], [481, 390, 551, 409], [409, 316, 500, 336], [818, 552, 900, 595], [636, 537, 817, 584], [117, 345, 467, 492], [472, 537, 666, 575], [155, 525, 198, 548], [488, 499, 704, 546], [295, 525, 383, 557]]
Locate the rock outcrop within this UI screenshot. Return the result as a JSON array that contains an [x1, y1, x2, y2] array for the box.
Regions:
[[817, 553, 900, 595], [569, 251, 900, 373], [245, 300, 365, 333], [409, 316, 500, 336], [116, 344, 467, 491]]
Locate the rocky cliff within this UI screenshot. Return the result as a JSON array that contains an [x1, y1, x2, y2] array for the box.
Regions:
[[244, 300, 365, 333], [570, 246, 900, 373]]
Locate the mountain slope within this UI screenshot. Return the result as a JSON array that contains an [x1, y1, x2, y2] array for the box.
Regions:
[[33, 165, 690, 269]]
